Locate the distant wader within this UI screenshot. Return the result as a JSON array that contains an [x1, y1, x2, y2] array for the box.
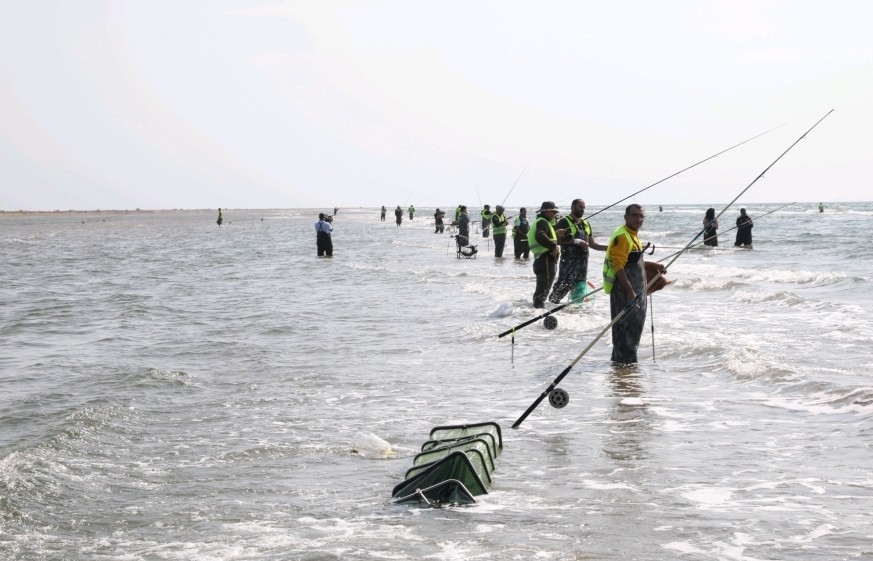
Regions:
[[316, 224, 333, 257], [609, 249, 646, 364]]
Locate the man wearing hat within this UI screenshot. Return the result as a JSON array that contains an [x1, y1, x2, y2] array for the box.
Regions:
[[527, 201, 565, 308]]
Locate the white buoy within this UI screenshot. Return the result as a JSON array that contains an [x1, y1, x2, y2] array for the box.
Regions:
[[351, 432, 396, 457]]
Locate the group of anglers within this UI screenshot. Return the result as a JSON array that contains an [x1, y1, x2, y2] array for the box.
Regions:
[[381, 205, 416, 225], [440, 199, 669, 364], [386, 200, 755, 364]]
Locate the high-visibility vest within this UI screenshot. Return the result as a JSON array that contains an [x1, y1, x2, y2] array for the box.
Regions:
[[492, 213, 507, 236], [567, 217, 592, 238], [602, 225, 640, 294], [481, 210, 492, 221], [527, 216, 556, 258]]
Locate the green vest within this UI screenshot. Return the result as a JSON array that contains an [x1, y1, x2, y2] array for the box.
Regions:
[[602, 225, 638, 294], [527, 216, 556, 258], [567, 217, 592, 238], [481, 210, 492, 221], [492, 213, 507, 236]]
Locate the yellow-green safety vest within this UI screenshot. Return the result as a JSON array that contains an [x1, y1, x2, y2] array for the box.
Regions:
[[492, 213, 507, 236], [566, 217, 592, 238], [527, 216, 556, 258], [602, 225, 639, 295]]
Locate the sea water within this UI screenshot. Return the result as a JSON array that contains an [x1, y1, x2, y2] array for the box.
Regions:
[[1, 203, 871, 560]]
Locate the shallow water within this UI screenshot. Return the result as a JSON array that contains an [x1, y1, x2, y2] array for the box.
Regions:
[[2, 203, 871, 560]]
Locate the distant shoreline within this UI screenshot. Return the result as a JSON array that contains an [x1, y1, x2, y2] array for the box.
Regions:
[[1, 202, 864, 216]]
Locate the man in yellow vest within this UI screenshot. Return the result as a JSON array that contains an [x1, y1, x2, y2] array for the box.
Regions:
[[603, 204, 665, 364], [491, 205, 509, 257], [527, 201, 565, 308], [549, 198, 606, 304]]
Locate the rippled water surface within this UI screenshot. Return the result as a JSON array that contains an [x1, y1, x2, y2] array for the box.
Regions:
[[2, 203, 872, 560]]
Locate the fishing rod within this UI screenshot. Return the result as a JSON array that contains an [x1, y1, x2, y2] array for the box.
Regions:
[[497, 282, 601, 338], [584, 126, 782, 221], [511, 110, 833, 429], [656, 202, 795, 259], [497, 128, 780, 337], [501, 161, 531, 207], [497, 239, 654, 339]]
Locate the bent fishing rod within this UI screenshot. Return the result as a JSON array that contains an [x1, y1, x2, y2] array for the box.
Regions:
[[584, 125, 782, 221], [656, 202, 796, 259], [511, 109, 833, 429]]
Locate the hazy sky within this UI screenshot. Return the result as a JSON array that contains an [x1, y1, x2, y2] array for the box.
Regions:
[[2, 1, 871, 211]]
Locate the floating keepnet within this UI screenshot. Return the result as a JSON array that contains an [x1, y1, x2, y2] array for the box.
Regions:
[[392, 422, 503, 506]]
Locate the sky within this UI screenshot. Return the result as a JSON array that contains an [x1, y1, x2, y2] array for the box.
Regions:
[[1, 1, 871, 211]]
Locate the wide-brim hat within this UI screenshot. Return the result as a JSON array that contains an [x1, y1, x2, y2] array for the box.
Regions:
[[538, 201, 558, 213]]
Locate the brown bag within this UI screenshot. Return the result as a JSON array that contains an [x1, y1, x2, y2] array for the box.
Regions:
[[645, 261, 672, 295]]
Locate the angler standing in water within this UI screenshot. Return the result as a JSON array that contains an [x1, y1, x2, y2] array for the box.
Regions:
[[457, 205, 470, 248], [315, 212, 333, 257], [734, 208, 753, 247], [549, 198, 606, 304], [434, 208, 445, 233], [703, 207, 719, 246], [603, 204, 664, 364], [528, 201, 563, 308], [408, 205, 415, 220], [512, 207, 530, 259], [217, 208, 224, 226], [394, 205, 403, 226], [380, 206, 386, 221], [480, 205, 492, 238], [491, 205, 509, 257]]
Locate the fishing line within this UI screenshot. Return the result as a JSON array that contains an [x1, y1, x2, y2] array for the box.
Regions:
[[511, 110, 833, 429]]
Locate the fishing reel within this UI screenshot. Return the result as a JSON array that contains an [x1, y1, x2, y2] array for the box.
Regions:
[[548, 388, 569, 409], [543, 315, 558, 330]]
